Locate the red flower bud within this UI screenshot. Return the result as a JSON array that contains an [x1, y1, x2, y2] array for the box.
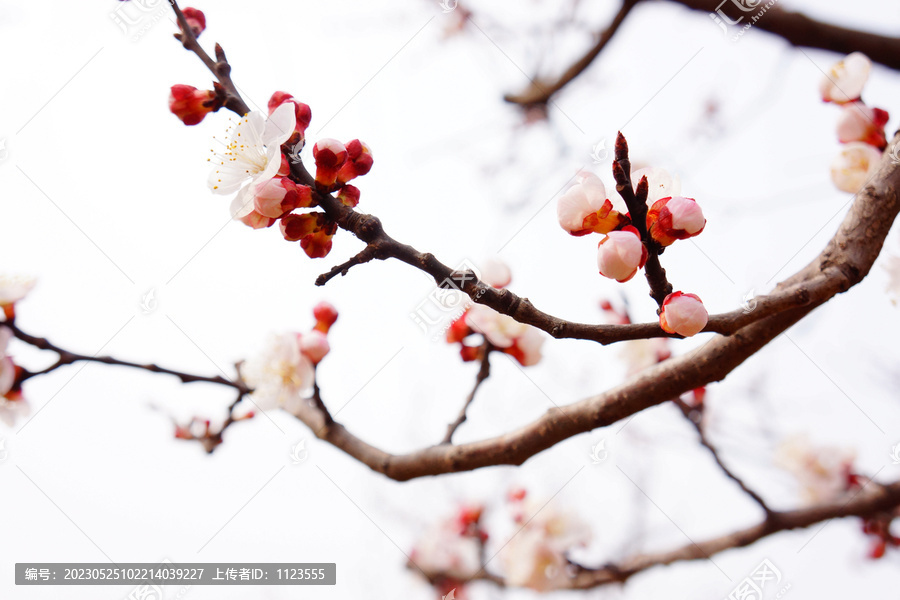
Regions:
[[313, 301, 339, 333], [312, 139, 348, 189], [337, 184, 360, 208], [180, 7, 206, 37], [168, 84, 218, 126], [336, 140, 374, 185]]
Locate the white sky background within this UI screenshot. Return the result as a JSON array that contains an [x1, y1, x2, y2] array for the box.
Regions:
[[1, 0, 900, 598]]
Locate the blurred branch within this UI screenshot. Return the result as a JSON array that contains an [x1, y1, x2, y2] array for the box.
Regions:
[[418, 477, 900, 590], [505, 0, 900, 107], [672, 0, 900, 71], [442, 344, 493, 444], [673, 395, 772, 515], [504, 0, 639, 107]]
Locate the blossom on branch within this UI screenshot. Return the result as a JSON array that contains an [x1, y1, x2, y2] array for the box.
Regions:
[[556, 172, 628, 236], [0, 326, 28, 427], [831, 142, 882, 193], [502, 493, 590, 591], [836, 102, 889, 149], [446, 261, 544, 366], [646, 196, 706, 247], [820, 52, 871, 104], [596, 227, 647, 282], [659, 291, 708, 337], [410, 504, 486, 584], [240, 333, 316, 412], [208, 103, 297, 218], [0, 275, 36, 321], [776, 436, 857, 504]]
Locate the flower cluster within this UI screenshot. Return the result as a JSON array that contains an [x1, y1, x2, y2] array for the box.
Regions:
[[446, 260, 544, 366], [239, 301, 337, 412], [821, 53, 890, 193], [410, 504, 487, 598], [558, 168, 709, 337], [501, 488, 590, 591], [197, 90, 373, 258]]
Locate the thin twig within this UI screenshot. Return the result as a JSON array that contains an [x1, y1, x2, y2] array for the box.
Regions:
[[9, 323, 249, 393], [315, 245, 380, 286], [442, 345, 492, 444], [673, 396, 773, 516], [505, 0, 640, 106]]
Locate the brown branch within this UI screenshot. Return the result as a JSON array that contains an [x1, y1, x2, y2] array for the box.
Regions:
[[673, 396, 772, 515], [442, 345, 492, 444], [168, 0, 249, 116], [288, 135, 899, 481], [9, 323, 249, 394], [671, 0, 900, 71], [506, 0, 900, 107], [504, 0, 640, 106], [418, 478, 900, 590], [613, 132, 673, 307], [168, 10, 900, 482], [315, 245, 380, 286]]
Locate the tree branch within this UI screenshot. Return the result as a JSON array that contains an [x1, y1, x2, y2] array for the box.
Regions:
[[418, 477, 900, 590], [9, 323, 249, 393], [287, 136, 899, 481], [505, 0, 900, 107], [442, 345, 493, 445], [504, 0, 640, 107], [674, 396, 773, 516]]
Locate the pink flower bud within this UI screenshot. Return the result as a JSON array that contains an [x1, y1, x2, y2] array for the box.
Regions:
[[238, 209, 276, 229], [180, 7, 206, 36], [831, 142, 882, 193], [313, 301, 339, 333], [659, 292, 708, 337], [336, 140, 374, 185], [646, 196, 706, 247], [557, 172, 628, 236], [312, 139, 348, 189], [337, 184, 360, 208], [836, 102, 889, 149], [253, 177, 313, 219], [299, 330, 330, 364], [168, 84, 217, 126], [267, 91, 312, 145], [480, 258, 511, 289], [820, 52, 871, 104], [596, 227, 647, 283]]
